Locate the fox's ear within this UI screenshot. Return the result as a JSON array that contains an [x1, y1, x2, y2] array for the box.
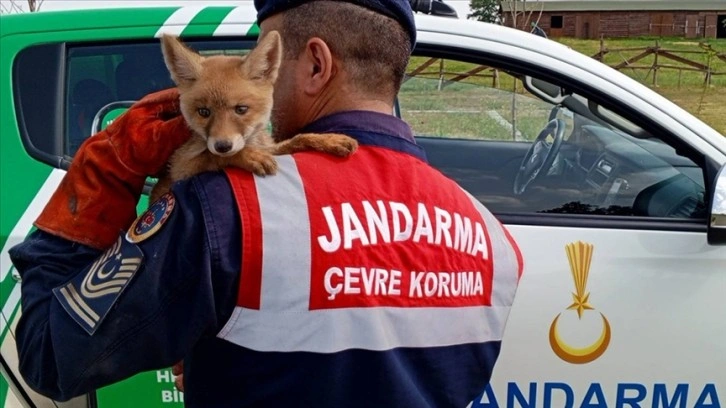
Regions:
[[244, 31, 282, 82], [161, 34, 203, 86]]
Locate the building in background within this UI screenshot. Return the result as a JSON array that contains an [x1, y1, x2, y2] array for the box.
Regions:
[[501, 0, 726, 39]]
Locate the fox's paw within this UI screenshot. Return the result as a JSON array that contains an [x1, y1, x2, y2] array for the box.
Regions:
[[238, 149, 278, 176], [317, 133, 358, 157]]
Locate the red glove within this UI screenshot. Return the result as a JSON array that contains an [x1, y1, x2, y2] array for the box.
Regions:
[[172, 361, 184, 392], [34, 88, 192, 250]]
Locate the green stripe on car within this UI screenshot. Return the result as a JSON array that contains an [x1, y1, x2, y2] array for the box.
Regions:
[[181, 7, 236, 37]]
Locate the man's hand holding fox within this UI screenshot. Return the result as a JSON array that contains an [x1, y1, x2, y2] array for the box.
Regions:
[[34, 88, 192, 249]]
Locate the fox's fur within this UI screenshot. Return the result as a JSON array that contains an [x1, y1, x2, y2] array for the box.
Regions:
[[150, 31, 357, 202]]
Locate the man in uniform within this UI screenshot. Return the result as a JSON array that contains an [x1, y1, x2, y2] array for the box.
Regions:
[[10, 0, 523, 406]]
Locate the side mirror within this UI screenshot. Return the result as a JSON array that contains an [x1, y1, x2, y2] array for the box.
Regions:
[[708, 165, 726, 245]]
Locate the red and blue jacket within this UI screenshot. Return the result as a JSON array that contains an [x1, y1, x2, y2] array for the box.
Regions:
[[10, 110, 522, 407]]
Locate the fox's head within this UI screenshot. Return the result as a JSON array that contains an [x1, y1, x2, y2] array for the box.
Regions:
[[160, 32, 282, 156]]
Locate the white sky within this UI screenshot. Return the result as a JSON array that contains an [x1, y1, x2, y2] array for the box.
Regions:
[[2, 0, 473, 18]]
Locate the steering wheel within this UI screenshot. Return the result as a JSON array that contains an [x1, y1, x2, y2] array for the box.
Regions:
[[513, 118, 566, 195]]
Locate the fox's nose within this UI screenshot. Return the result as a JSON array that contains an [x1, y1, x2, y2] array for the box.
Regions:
[[214, 141, 233, 154]]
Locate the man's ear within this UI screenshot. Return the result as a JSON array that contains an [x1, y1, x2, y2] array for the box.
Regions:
[[301, 38, 334, 96], [245, 30, 282, 82], [161, 34, 203, 87]]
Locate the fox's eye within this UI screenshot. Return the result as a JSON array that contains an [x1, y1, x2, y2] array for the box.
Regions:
[[235, 105, 248, 115], [198, 108, 211, 118]]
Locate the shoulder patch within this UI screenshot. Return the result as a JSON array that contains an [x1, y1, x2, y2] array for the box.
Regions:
[[53, 236, 144, 335], [126, 192, 175, 243]]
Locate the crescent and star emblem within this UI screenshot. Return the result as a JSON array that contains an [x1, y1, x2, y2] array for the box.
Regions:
[[548, 241, 611, 364]]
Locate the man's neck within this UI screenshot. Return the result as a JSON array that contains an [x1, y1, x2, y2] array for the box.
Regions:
[[305, 83, 395, 123]]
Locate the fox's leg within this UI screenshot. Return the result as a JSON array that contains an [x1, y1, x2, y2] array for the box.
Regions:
[[149, 175, 172, 204], [271, 133, 357, 157], [169, 145, 277, 180], [149, 156, 201, 205], [223, 147, 278, 176], [168, 148, 217, 182]]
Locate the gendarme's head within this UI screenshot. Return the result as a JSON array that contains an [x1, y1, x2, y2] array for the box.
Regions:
[[254, 0, 416, 141]]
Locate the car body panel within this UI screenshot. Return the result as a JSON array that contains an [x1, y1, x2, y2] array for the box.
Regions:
[[481, 225, 725, 407]]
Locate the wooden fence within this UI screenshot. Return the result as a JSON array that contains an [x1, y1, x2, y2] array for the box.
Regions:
[[405, 41, 725, 89], [591, 39, 726, 87], [404, 58, 499, 90]]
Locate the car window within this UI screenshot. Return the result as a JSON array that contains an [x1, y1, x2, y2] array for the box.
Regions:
[[62, 45, 707, 221], [65, 43, 169, 155], [400, 57, 706, 220], [64, 40, 255, 156], [400, 59, 569, 142]]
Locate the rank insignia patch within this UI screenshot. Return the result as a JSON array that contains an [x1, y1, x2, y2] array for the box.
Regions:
[[126, 192, 175, 243], [53, 236, 144, 335]]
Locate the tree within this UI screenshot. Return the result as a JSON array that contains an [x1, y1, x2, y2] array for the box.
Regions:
[[27, 0, 44, 12], [468, 0, 499, 23], [500, 0, 544, 31]]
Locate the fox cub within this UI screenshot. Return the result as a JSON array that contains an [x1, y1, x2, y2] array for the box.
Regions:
[[150, 31, 357, 202]]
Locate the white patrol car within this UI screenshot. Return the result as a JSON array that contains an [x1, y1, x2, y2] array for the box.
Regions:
[[0, 3, 724, 408]]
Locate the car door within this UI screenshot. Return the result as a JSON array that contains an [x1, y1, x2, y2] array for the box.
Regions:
[[408, 18, 726, 408], [0, 7, 261, 408]]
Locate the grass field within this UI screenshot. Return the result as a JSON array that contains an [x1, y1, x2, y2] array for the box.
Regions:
[[402, 37, 726, 137], [559, 37, 726, 134]]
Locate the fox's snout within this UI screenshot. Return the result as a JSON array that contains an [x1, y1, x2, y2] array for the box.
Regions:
[[207, 135, 245, 157], [213, 140, 233, 154]]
